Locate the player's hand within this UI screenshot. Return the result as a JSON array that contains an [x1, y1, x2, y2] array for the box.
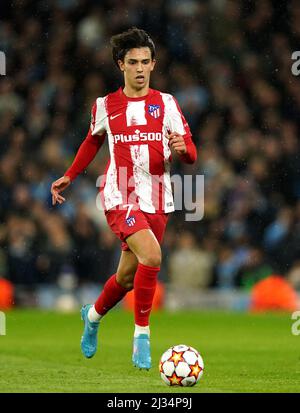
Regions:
[[166, 131, 187, 155], [50, 176, 71, 205]]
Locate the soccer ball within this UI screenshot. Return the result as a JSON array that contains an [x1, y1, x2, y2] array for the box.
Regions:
[[159, 344, 204, 387]]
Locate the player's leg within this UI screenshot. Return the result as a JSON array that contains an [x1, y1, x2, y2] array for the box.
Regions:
[[116, 250, 138, 289], [126, 228, 162, 370], [80, 250, 137, 359], [91, 250, 138, 317]]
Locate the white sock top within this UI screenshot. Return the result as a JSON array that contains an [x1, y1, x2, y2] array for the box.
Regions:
[[88, 305, 102, 322], [134, 324, 150, 337]]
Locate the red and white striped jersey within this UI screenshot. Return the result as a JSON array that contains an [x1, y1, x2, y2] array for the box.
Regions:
[[90, 87, 193, 214]]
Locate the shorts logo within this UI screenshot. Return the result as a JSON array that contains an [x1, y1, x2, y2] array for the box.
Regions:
[[126, 216, 136, 227], [148, 104, 161, 119]]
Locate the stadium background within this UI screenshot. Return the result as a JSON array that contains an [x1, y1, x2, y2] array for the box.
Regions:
[[0, 0, 300, 312]]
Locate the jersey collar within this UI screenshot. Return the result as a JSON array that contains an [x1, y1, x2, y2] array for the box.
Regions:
[[119, 87, 154, 101]]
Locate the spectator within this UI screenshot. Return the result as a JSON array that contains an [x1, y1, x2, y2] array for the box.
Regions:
[[168, 231, 215, 289], [237, 247, 274, 291]]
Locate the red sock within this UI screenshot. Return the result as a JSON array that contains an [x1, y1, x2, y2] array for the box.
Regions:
[[94, 274, 129, 316], [134, 263, 160, 327]]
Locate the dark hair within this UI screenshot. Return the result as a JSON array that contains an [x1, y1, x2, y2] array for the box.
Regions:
[[110, 27, 155, 69]]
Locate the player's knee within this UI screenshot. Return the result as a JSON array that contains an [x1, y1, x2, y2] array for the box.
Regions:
[[116, 272, 134, 290], [123, 279, 134, 290], [140, 249, 161, 268]]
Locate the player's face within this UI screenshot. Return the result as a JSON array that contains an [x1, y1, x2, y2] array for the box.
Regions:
[[118, 47, 156, 91]]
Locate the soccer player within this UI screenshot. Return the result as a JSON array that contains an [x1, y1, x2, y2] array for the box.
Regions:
[[50, 28, 197, 370]]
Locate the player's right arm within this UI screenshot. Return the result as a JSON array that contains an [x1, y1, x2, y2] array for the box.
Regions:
[[51, 99, 106, 205]]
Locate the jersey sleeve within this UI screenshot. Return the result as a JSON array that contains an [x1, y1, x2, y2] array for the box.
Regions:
[[91, 97, 107, 136], [64, 129, 106, 181], [164, 94, 192, 142], [64, 101, 106, 181], [164, 94, 197, 164]]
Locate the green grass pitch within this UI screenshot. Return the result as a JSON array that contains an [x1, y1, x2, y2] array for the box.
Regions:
[[0, 308, 299, 393]]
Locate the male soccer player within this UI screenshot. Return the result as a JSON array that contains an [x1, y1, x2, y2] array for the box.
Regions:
[[50, 27, 197, 370]]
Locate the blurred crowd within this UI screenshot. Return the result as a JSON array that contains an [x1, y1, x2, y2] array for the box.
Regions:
[[1, 0, 300, 300]]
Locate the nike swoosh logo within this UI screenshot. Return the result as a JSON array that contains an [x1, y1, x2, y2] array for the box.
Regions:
[[110, 113, 122, 120], [140, 308, 151, 314]]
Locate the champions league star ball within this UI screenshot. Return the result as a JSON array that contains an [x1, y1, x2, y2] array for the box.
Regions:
[[159, 345, 204, 387]]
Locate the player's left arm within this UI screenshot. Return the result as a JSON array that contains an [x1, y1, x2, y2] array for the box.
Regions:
[[167, 131, 197, 164], [166, 96, 197, 164]]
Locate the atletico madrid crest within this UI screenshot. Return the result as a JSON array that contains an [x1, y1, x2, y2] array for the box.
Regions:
[[126, 216, 136, 227], [148, 104, 161, 118]]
